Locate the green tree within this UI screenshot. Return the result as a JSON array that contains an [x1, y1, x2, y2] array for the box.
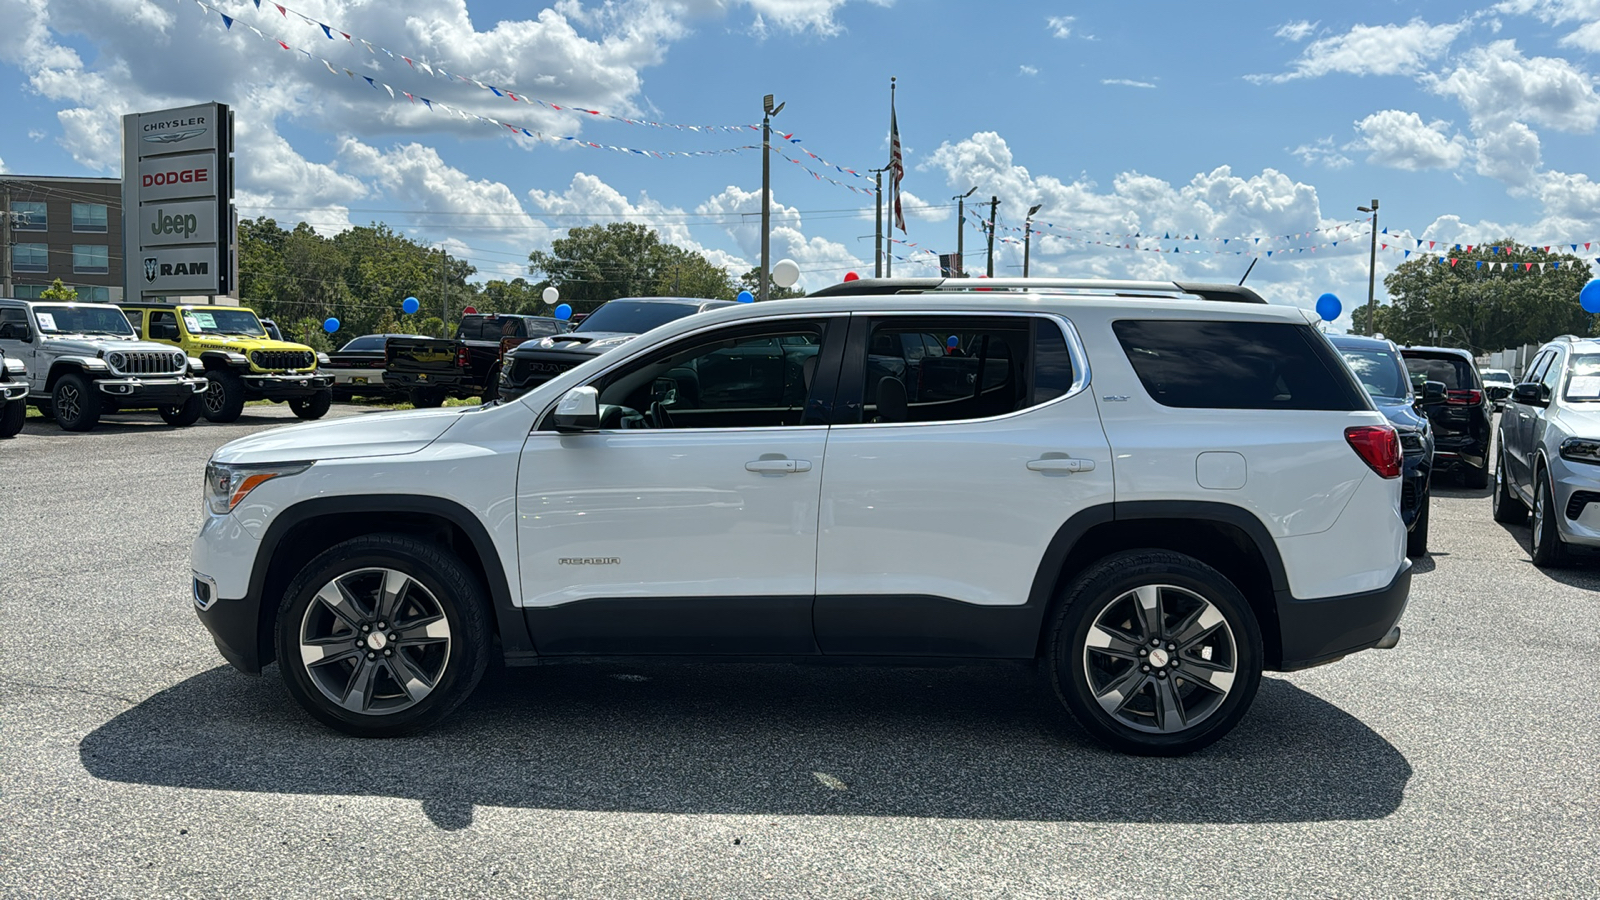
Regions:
[[527, 223, 734, 311], [287, 316, 334, 352], [39, 278, 78, 300], [1351, 241, 1596, 352], [477, 278, 547, 315]]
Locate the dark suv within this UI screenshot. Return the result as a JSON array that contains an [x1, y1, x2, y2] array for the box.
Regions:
[[1401, 346, 1492, 488]]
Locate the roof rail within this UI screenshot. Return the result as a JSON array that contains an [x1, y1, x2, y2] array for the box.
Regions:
[[804, 277, 1267, 304]]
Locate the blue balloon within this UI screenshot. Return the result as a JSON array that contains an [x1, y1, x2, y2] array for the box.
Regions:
[[736, 290, 755, 303], [947, 335, 960, 349], [1581, 278, 1600, 314], [402, 296, 420, 315], [323, 317, 340, 333], [554, 303, 572, 320], [1315, 292, 1342, 322]]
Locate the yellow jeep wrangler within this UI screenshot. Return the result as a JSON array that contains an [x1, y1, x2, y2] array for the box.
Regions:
[[121, 304, 333, 422]]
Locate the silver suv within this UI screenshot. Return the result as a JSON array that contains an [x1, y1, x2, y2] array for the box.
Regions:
[[0, 299, 205, 431], [1493, 335, 1600, 565]]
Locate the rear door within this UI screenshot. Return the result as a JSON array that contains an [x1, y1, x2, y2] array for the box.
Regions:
[[812, 313, 1111, 658]]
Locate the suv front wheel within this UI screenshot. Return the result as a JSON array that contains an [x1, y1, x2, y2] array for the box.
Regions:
[[275, 533, 491, 737], [203, 370, 247, 422], [1049, 550, 1263, 756]]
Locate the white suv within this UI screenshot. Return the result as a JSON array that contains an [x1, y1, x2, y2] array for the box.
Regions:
[[191, 278, 1410, 755]]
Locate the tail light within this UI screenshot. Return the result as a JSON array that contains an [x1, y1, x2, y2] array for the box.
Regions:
[[1346, 425, 1401, 479], [1447, 389, 1483, 405], [456, 345, 470, 369]]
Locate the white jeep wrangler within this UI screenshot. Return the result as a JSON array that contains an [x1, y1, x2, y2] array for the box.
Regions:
[[191, 278, 1409, 755]]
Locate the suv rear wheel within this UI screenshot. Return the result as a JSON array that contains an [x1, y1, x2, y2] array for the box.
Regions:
[[1049, 550, 1263, 756], [203, 370, 247, 422], [289, 389, 333, 420], [52, 373, 101, 432], [276, 534, 491, 737], [409, 386, 446, 408]]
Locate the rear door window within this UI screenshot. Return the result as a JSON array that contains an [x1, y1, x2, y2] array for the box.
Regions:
[[1113, 320, 1367, 411]]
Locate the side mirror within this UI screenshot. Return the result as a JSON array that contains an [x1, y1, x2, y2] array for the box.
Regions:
[[553, 386, 600, 432], [1512, 383, 1544, 406], [1419, 380, 1447, 404]]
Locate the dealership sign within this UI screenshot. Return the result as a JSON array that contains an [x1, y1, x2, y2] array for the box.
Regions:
[[122, 103, 234, 301]]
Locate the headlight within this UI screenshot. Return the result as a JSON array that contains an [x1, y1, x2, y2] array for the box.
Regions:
[[204, 461, 312, 515], [1559, 438, 1600, 465], [316, 352, 331, 366], [107, 351, 126, 371], [3, 358, 24, 376], [188, 356, 205, 374]]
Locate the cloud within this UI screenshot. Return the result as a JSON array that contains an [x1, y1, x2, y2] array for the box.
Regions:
[[1428, 40, 1600, 132], [1290, 137, 1354, 169], [1349, 109, 1470, 170], [696, 184, 863, 283], [1046, 15, 1074, 39], [1253, 19, 1467, 82], [898, 189, 950, 223], [527, 171, 748, 274], [1474, 120, 1543, 185], [1018, 64, 1038, 76], [1102, 78, 1156, 88], [1275, 20, 1318, 42], [738, 0, 886, 36], [1495, 0, 1600, 50]]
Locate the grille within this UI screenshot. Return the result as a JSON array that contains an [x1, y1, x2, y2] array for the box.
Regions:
[[1565, 490, 1600, 520], [108, 350, 185, 376], [1399, 431, 1426, 455], [250, 350, 315, 371], [510, 355, 579, 387]]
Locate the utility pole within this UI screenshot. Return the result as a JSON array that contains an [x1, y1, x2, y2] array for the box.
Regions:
[[760, 93, 785, 303], [1358, 198, 1380, 335], [439, 251, 446, 335], [872, 168, 885, 278], [985, 196, 1000, 278], [1023, 203, 1042, 278], [1, 183, 11, 298], [952, 187, 976, 277]]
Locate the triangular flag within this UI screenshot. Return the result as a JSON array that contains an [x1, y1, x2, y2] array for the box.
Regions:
[[383, 84, 394, 98], [363, 76, 376, 88], [1451, 258, 1459, 267], [1405, 251, 1412, 258], [1476, 261, 1483, 269], [276, 39, 289, 49], [323, 59, 337, 75], [274, 3, 285, 15], [319, 23, 333, 40], [219, 12, 233, 28]]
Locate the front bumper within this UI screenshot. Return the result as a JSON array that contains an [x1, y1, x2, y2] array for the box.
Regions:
[[1275, 560, 1411, 671], [95, 376, 207, 404], [1550, 456, 1600, 548], [1, 382, 27, 402], [243, 373, 333, 400], [192, 513, 269, 673]]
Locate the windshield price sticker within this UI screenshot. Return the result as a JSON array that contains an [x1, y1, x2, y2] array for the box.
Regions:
[[183, 315, 202, 332], [191, 312, 217, 329], [1568, 375, 1600, 399], [35, 313, 57, 332]]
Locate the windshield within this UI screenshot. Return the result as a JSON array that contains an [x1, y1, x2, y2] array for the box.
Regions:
[[1404, 354, 1473, 390], [573, 301, 700, 335], [182, 308, 266, 337], [33, 304, 135, 337], [1565, 354, 1600, 402], [1339, 347, 1409, 401]]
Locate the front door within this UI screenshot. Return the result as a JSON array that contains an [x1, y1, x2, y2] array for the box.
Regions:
[[516, 315, 845, 655]]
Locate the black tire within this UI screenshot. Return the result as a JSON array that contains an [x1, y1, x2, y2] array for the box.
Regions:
[[290, 389, 333, 420], [202, 370, 247, 423], [1048, 549, 1263, 756], [481, 365, 501, 404], [1529, 467, 1570, 568], [1406, 494, 1430, 558], [0, 399, 24, 438], [409, 386, 446, 409], [1462, 460, 1490, 490], [1493, 449, 1527, 525], [275, 533, 492, 738], [52, 373, 102, 432], [158, 393, 204, 427]]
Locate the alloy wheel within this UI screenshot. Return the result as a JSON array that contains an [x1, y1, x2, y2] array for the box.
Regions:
[[1082, 583, 1238, 734], [56, 383, 81, 422], [298, 567, 452, 716], [203, 380, 226, 415], [1534, 482, 1546, 548]]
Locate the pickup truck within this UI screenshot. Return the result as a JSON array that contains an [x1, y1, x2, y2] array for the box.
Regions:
[[384, 314, 564, 407]]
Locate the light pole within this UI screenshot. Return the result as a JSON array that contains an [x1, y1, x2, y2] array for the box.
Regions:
[[872, 168, 886, 278], [985, 195, 1001, 278], [1358, 198, 1379, 335], [760, 93, 785, 303], [1023, 203, 1042, 278], [952, 186, 976, 277]]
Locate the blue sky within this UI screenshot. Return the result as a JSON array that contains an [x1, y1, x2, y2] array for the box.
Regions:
[[5, 0, 1600, 324]]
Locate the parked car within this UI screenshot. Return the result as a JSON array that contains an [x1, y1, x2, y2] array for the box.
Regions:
[[123, 304, 334, 423], [385, 314, 565, 407], [327, 333, 426, 400], [1400, 346, 1492, 488], [1480, 368, 1514, 408], [0, 299, 207, 431], [260, 318, 285, 342], [1331, 334, 1443, 556], [191, 277, 1410, 756], [499, 298, 736, 402], [1493, 335, 1600, 566], [0, 347, 27, 438]]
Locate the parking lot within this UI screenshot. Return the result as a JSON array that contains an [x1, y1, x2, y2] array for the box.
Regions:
[[1, 406, 1595, 898]]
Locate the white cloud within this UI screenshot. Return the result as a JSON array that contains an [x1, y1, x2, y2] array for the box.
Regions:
[[898, 189, 950, 223], [1275, 20, 1318, 42], [1290, 137, 1354, 169], [1349, 109, 1470, 170], [697, 184, 863, 284], [527, 171, 749, 274], [1254, 19, 1467, 82], [1475, 120, 1543, 185], [1102, 78, 1156, 88], [1018, 64, 1038, 76], [1494, 1, 1600, 50], [1428, 40, 1600, 132], [1046, 15, 1074, 39]]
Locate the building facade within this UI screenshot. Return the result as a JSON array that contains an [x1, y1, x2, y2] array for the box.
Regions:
[[2, 175, 123, 302]]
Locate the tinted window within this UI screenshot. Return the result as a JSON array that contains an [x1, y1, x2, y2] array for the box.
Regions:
[[860, 318, 1033, 423], [575, 301, 702, 334], [1033, 319, 1076, 406], [72, 203, 108, 232], [0, 307, 29, 339], [341, 336, 386, 352], [1114, 320, 1366, 411], [1339, 347, 1409, 401], [149, 311, 179, 341], [1403, 354, 1473, 391], [1565, 354, 1600, 402], [526, 319, 563, 337], [1522, 351, 1552, 386]]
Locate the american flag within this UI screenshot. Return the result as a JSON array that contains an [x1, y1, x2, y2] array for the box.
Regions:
[[889, 99, 906, 233]]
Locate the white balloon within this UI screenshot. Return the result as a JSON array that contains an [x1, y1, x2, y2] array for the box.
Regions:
[[771, 258, 801, 289], [542, 286, 559, 304]]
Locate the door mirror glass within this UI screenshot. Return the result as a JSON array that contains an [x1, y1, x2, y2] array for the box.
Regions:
[[1419, 380, 1447, 404], [1512, 382, 1543, 406], [553, 385, 600, 432]]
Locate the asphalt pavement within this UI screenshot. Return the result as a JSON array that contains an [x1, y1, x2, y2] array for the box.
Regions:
[[1, 406, 1595, 898]]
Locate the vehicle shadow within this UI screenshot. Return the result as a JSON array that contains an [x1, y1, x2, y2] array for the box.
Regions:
[[80, 663, 1410, 830], [1493, 521, 1600, 580]]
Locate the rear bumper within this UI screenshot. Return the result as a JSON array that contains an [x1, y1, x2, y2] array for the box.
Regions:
[[243, 373, 333, 400], [387, 371, 466, 391], [1275, 560, 1411, 671]]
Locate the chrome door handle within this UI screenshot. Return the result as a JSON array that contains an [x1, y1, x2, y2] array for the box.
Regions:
[[1027, 457, 1094, 474], [745, 459, 812, 474]]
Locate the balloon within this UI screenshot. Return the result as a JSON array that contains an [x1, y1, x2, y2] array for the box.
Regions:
[[542, 286, 559, 305], [947, 335, 960, 349], [1315, 292, 1342, 322], [323, 317, 340, 333], [736, 290, 755, 303], [843, 271, 860, 282], [402, 296, 419, 315], [1582, 278, 1600, 314], [554, 303, 572, 320], [771, 258, 800, 289], [462, 306, 477, 315]]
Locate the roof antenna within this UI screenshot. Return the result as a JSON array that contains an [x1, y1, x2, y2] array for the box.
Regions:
[[1238, 257, 1258, 285]]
